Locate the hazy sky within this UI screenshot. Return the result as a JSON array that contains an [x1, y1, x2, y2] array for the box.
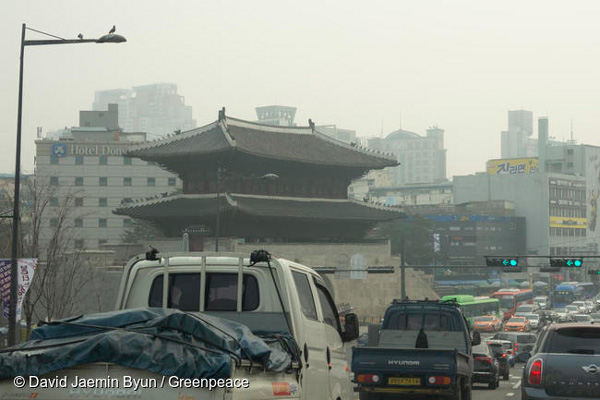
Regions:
[[3, 1, 600, 177]]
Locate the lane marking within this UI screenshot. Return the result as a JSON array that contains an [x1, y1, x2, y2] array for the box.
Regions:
[[512, 381, 521, 389], [506, 393, 515, 397]]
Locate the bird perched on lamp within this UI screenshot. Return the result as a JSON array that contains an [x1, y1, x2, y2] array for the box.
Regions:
[[109, 25, 116, 34]]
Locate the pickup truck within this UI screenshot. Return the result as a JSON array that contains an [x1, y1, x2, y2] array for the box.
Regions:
[[521, 322, 600, 400], [352, 299, 480, 400], [0, 249, 359, 400]]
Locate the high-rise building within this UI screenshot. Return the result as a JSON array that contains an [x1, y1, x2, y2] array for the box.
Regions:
[[367, 126, 446, 185], [93, 83, 196, 137]]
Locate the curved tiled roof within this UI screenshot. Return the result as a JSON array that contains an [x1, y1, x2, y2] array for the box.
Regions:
[[114, 193, 405, 221], [126, 113, 398, 169]]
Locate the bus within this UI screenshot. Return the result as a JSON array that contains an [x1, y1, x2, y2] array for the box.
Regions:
[[441, 294, 501, 326], [577, 282, 596, 299], [554, 282, 584, 308], [490, 288, 534, 320]]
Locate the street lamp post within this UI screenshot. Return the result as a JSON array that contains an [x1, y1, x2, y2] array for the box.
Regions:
[[8, 24, 126, 346], [214, 167, 278, 251]]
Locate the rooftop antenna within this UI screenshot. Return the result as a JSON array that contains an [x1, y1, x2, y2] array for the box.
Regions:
[[381, 118, 384, 138], [399, 111, 402, 132], [570, 118, 574, 142]]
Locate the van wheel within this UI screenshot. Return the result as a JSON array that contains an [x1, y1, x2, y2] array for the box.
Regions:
[[451, 379, 463, 400], [462, 379, 472, 400], [503, 372, 509, 380]]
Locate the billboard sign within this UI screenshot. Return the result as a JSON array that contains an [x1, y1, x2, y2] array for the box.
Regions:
[[487, 158, 539, 175]]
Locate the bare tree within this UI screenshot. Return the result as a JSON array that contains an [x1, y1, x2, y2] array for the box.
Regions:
[[14, 177, 98, 335]]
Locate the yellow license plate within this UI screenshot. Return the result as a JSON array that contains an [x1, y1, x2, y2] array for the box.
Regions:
[[388, 377, 421, 386]]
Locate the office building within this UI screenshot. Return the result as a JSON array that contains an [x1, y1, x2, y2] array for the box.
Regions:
[[35, 105, 181, 250], [255, 105, 297, 126]]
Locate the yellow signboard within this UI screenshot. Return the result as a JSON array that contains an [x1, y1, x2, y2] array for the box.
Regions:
[[549, 216, 587, 229], [487, 158, 539, 175]]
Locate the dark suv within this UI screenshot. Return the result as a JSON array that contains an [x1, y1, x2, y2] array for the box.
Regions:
[[472, 343, 500, 389]]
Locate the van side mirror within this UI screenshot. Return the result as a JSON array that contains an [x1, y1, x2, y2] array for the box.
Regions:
[[342, 313, 359, 342], [472, 330, 481, 346]]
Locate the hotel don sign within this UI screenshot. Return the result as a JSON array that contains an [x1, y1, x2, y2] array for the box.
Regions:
[[51, 143, 128, 157]]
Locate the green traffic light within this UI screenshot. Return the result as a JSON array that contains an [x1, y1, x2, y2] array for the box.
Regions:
[[574, 260, 582, 267], [510, 259, 517, 266]]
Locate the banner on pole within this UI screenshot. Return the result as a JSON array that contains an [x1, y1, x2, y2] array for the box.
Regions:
[[0, 259, 37, 320]]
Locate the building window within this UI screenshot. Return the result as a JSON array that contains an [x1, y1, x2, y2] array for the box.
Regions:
[[124, 157, 132, 165], [50, 218, 58, 228], [168, 177, 176, 186], [75, 239, 84, 249], [123, 197, 133, 204], [99, 177, 108, 186], [124, 177, 132, 187], [74, 218, 83, 228], [99, 155, 108, 165], [147, 177, 156, 186], [99, 240, 108, 246], [99, 218, 107, 228], [99, 198, 108, 207], [124, 218, 132, 228], [50, 197, 59, 206], [50, 176, 59, 185], [75, 198, 84, 207], [75, 177, 84, 186], [75, 156, 84, 165], [50, 156, 59, 165]]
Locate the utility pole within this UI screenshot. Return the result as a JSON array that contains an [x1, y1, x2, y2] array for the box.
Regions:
[[400, 238, 406, 299]]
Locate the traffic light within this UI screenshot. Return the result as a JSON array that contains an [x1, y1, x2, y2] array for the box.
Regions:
[[549, 258, 583, 268], [485, 257, 518, 267], [588, 269, 600, 276]]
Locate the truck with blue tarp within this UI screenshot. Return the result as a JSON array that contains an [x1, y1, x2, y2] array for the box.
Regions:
[[0, 250, 359, 400], [352, 299, 479, 400]]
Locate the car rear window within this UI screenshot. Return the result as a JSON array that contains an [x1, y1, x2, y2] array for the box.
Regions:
[[384, 306, 463, 331], [546, 328, 600, 354], [148, 272, 259, 311]]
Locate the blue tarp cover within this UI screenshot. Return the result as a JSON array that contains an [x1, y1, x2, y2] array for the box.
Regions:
[[0, 308, 293, 379]]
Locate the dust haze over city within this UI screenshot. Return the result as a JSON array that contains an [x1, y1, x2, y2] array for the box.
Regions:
[[3, 1, 600, 176], [4, 2, 600, 399]]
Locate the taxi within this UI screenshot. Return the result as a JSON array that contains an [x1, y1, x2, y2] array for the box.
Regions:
[[503, 316, 531, 332], [472, 315, 503, 332]]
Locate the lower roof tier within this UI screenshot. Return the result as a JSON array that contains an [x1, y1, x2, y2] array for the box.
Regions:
[[114, 193, 406, 240]]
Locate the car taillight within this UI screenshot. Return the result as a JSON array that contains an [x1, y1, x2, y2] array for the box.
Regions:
[[475, 356, 492, 364], [528, 359, 543, 385], [357, 374, 382, 384], [428, 376, 451, 385]]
